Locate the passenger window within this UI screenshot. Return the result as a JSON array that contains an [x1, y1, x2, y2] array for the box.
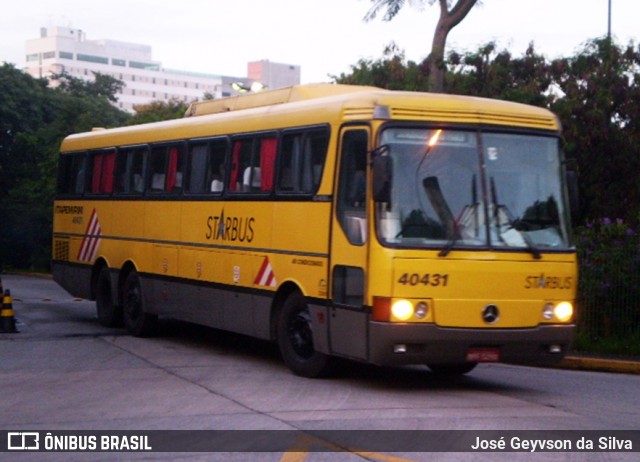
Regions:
[[88, 149, 116, 194], [187, 139, 227, 194], [278, 128, 328, 194], [148, 144, 184, 193], [114, 146, 147, 195], [336, 130, 368, 245], [229, 136, 276, 193], [57, 153, 87, 196]]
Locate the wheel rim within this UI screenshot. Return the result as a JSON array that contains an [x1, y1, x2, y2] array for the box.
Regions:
[[287, 308, 314, 359]]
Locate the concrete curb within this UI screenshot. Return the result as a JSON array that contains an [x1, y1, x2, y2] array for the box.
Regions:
[[557, 356, 640, 374]]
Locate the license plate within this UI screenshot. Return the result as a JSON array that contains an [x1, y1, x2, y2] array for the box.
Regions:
[[466, 348, 500, 362]]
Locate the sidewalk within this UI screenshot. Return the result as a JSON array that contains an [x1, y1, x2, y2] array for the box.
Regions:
[[557, 354, 640, 374]]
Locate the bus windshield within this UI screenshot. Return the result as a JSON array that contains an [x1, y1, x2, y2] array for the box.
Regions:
[[376, 127, 572, 253]]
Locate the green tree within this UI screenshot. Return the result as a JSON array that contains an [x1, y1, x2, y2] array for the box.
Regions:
[[549, 38, 640, 223], [0, 65, 128, 270], [332, 42, 428, 91], [52, 71, 125, 103], [364, 0, 478, 92], [446, 42, 553, 106], [126, 99, 190, 126]]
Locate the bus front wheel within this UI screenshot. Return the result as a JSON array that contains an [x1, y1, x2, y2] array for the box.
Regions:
[[122, 271, 157, 337], [277, 291, 332, 378], [96, 266, 122, 327]]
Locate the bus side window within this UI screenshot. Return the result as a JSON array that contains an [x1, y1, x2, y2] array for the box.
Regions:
[[166, 146, 185, 194], [186, 138, 227, 194], [337, 130, 368, 245], [229, 136, 276, 193], [57, 153, 87, 196], [187, 143, 209, 193], [149, 144, 184, 194], [208, 139, 228, 193], [130, 148, 146, 194], [114, 147, 146, 195], [277, 128, 328, 195], [88, 149, 115, 195]]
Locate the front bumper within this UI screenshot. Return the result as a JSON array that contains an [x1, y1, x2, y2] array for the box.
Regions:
[[368, 321, 575, 366]]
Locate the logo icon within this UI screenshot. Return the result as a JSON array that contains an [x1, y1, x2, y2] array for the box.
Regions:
[[8, 432, 39, 451], [482, 304, 500, 324]]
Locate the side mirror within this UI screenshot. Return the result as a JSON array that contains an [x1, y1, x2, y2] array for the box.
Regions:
[[564, 158, 579, 222], [372, 155, 392, 203], [566, 169, 580, 222]]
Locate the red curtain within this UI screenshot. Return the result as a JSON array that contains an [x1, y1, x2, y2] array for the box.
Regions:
[[260, 137, 277, 191]]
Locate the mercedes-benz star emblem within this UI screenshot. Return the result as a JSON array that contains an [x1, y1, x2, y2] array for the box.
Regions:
[[482, 304, 500, 324]]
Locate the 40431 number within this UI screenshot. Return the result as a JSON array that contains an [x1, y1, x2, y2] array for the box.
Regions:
[[397, 273, 449, 287]]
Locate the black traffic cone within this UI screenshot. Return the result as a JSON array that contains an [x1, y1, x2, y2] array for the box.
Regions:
[[1, 289, 18, 333]]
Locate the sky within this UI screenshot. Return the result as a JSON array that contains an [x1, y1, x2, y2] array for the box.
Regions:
[[2, 0, 639, 83]]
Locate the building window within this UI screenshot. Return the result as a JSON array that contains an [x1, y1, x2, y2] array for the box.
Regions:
[[42, 51, 55, 60], [59, 51, 73, 60], [129, 61, 159, 71], [112, 58, 126, 66], [26, 53, 39, 62], [77, 54, 109, 64]]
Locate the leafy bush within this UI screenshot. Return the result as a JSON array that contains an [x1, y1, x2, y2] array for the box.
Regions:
[[575, 218, 640, 345]]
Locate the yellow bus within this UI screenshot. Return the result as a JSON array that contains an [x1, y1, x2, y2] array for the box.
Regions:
[[52, 84, 577, 377]]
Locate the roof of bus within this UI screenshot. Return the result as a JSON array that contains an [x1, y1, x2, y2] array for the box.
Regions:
[[60, 84, 560, 152]]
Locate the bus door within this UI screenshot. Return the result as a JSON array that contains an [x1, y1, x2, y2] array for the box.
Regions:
[[329, 126, 370, 360]]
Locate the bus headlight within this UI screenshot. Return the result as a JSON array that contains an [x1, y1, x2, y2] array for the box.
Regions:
[[543, 301, 573, 322], [391, 300, 414, 321], [415, 301, 429, 319], [554, 301, 573, 322]]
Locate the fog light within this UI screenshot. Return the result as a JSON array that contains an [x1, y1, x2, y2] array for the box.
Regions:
[[394, 344, 407, 353], [415, 302, 429, 319], [543, 303, 554, 320], [391, 300, 414, 321], [554, 301, 573, 322], [549, 344, 562, 354]]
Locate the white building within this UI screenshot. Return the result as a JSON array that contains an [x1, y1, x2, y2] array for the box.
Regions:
[[24, 27, 300, 112]]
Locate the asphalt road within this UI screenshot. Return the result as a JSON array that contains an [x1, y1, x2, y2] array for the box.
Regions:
[[1, 274, 638, 461]]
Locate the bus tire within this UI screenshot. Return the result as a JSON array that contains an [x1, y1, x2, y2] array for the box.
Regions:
[[122, 271, 157, 337], [96, 266, 122, 327], [427, 362, 477, 376], [277, 291, 332, 378]]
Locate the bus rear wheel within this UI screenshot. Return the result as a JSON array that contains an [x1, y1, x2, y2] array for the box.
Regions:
[[277, 291, 332, 378], [427, 362, 477, 376], [122, 271, 157, 337], [96, 266, 122, 327]]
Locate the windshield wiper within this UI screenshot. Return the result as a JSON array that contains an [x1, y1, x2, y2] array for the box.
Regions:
[[431, 175, 480, 257], [422, 176, 460, 257], [490, 177, 541, 259]]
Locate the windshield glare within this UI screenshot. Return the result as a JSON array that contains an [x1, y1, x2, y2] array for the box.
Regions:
[[376, 127, 572, 252]]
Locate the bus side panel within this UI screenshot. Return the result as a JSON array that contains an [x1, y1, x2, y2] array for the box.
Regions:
[[52, 201, 106, 300], [52, 261, 93, 300]]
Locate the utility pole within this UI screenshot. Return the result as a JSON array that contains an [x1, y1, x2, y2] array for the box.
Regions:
[[608, 0, 612, 39]]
